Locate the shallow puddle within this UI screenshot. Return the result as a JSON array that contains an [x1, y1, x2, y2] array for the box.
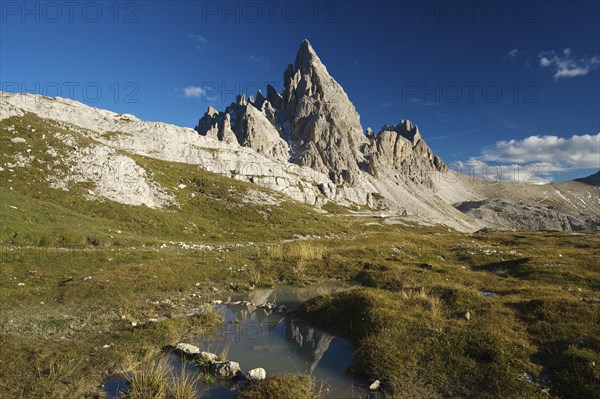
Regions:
[[105, 284, 378, 398]]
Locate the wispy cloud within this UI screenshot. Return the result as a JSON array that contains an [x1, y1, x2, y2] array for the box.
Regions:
[[376, 99, 401, 108], [539, 48, 600, 79], [377, 97, 439, 108], [249, 55, 271, 70], [190, 34, 209, 50], [502, 49, 520, 61], [182, 86, 204, 98], [190, 34, 209, 44], [427, 129, 478, 142], [407, 97, 439, 106]]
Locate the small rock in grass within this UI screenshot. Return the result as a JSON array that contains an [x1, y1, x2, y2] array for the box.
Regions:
[[464, 310, 471, 321], [369, 380, 381, 391]]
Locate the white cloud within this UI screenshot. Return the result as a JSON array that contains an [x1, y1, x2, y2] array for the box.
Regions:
[[454, 133, 600, 184], [480, 133, 600, 168], [249, 55, 271, 70], [182, 86, 204, 98], [538, 48, 600, 79]]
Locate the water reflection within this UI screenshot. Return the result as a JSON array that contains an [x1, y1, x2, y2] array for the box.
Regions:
[[106, 284, 377, 399]]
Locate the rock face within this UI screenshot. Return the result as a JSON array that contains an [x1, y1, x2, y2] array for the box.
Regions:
[[196, 39, 443, 188], [196, 95, 290, 162], [281, 40, 368, 185], [363, 120, 446, 188]]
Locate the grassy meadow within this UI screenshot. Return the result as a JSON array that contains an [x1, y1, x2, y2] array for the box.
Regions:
[[0, 113, 598, 398]]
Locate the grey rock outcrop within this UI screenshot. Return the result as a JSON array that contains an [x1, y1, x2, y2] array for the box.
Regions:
[[363, 120, 446, 188], [196, 95, 289, 162], [281, 40, 368, 185]]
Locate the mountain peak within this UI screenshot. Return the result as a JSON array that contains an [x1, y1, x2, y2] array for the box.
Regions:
[[295, 39, 321, 73]]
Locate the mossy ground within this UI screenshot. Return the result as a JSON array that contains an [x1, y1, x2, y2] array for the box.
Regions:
[[0, 114, 598, 398]]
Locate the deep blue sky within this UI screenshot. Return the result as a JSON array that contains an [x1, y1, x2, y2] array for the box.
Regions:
[[1, 1, 599, 182]]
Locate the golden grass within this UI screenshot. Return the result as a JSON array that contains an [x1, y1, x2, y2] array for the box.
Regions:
[[123, 357, 201, 399], [262, 241, 326, 261]]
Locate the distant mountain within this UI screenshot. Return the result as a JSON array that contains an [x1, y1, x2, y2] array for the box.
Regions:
[[574, 171, 600, 186]]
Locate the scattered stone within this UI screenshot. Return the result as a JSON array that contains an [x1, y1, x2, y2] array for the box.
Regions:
[[175, 342, 200, 356], [210, 361, 241, 379], [248, 367, 266, 381], [210, 300, 223, 305], [369, 380, 381, 391], [17, 282, 25, 286], [10, 137, 26, 143], [464, 310, 471, 321], [479, 291, 498, 297]]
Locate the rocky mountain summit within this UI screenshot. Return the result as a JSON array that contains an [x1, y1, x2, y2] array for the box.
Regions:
[[195, 40, 445, 188]]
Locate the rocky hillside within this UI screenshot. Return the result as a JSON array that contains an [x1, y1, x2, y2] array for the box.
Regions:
[[456, 198, 599, 231]]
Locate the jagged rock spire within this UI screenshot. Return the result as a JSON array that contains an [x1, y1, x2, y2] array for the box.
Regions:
[[195, 38, 445, 189], [282, 39, 368, 185]]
